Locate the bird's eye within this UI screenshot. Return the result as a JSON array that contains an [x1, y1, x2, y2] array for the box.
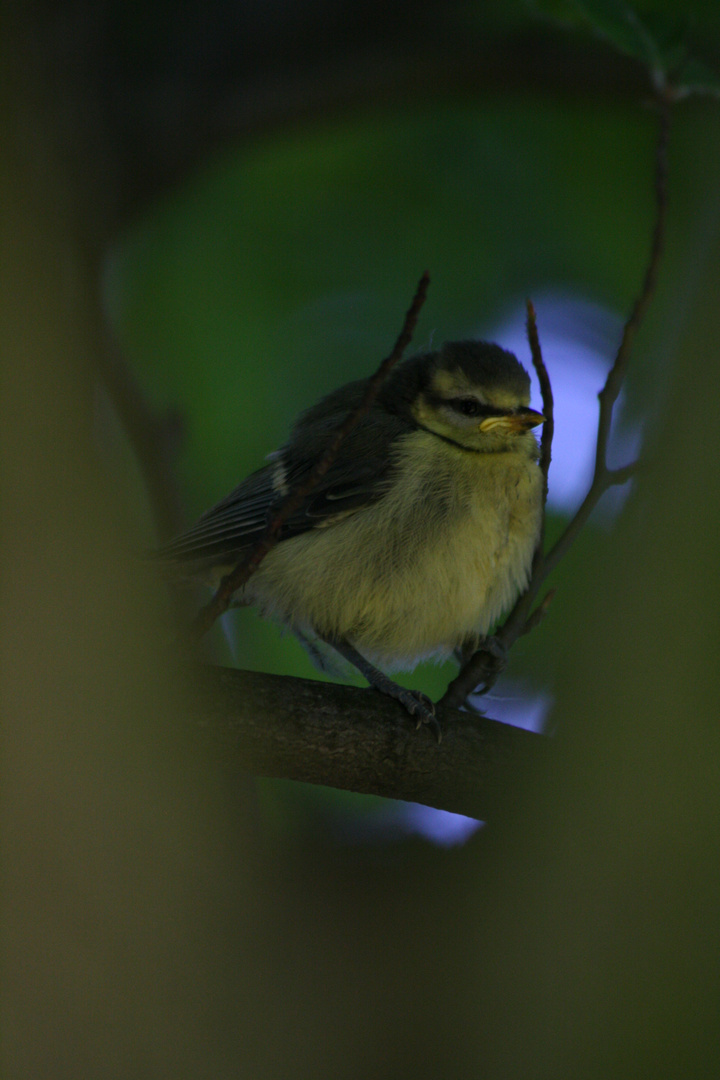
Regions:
[[451, 397, 483, 417]]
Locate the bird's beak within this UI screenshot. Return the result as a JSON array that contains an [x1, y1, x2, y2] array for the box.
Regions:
[[479, 408, 545, 434]]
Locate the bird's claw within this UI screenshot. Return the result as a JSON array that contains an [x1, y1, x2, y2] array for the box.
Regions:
[[404, 690, 442, 743], [470, 635, 508, 695], [479, 635, 508, 664]]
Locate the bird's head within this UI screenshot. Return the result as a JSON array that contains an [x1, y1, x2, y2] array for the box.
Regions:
[[381, 340, 545, 454]]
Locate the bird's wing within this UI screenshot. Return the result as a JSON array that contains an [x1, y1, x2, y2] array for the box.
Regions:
[[158, 397, 411, 567], [157, 464, 279, 564]]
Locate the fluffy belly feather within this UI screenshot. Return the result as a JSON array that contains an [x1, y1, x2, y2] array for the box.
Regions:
[[243, 432, 543, 670]]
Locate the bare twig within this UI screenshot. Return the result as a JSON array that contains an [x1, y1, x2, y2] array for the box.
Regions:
[[519, 588, 556, 638], [595, 94, 670, 479], [442, 90, 670, 709], [526, 298, 554, 497], [539, 90, 669, 582], [190, 272, 431, 641]]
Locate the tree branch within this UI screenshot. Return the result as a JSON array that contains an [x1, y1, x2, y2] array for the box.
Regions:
[[185, 665, 549, 820]]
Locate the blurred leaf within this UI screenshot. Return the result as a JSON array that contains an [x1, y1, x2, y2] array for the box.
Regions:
[[573, 1, 677, 70], [528, 0, 720, 92]]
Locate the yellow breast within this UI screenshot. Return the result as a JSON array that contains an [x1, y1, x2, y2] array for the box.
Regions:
[[243, 430, 543, 670]]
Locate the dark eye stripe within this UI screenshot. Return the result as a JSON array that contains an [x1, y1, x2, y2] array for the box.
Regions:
[[448, 397, 496, 418], [424, 391, 514, 420]]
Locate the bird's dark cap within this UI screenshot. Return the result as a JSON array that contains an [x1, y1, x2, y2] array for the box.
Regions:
[[437, 340, 530, 394], [379, 339, 530, 414]]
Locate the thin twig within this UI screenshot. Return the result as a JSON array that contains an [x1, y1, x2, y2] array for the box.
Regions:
[[594, 92, 670, 480], [540, 91, 669, 581], [441, 90, 671, 710], [190, 271, 431, 641], [518, 588, 556, 638], [526, 298, 554, 497]]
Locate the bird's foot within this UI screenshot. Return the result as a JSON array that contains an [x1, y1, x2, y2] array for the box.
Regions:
[[370, 681, 441, 743], [326, 637, 442, 742], [478, 635, 508, 664], [406, 689, 442, 743], [470, 635, 508, 694]]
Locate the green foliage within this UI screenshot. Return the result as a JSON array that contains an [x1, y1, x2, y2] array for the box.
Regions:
[[528, 0, 720, 94]]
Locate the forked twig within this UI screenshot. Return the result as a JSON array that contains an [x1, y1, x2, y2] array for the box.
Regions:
[[539, 89, 669, 584], [189, 271, 430, 641], [441, 90, 671, 709]]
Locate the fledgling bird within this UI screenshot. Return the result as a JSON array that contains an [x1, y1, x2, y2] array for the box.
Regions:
[[160, 340, 545, 737]]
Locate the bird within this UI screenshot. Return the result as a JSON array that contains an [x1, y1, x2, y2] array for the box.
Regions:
[[159, 340, 545, 739]]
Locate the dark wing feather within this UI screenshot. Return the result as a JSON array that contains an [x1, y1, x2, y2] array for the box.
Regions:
[[158, 390, 413, 568], [158, 464, 278, 564]]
